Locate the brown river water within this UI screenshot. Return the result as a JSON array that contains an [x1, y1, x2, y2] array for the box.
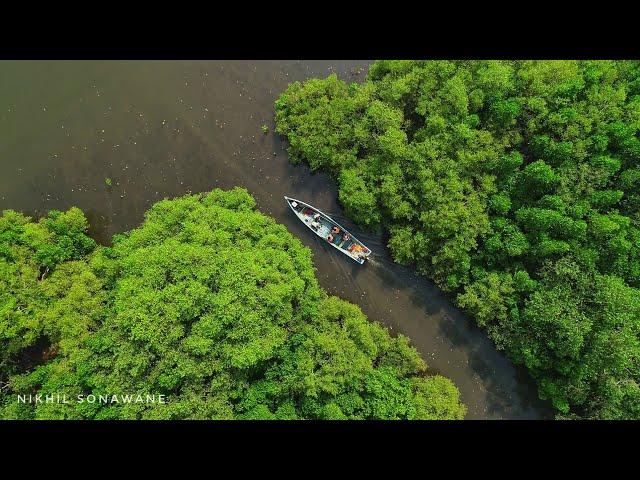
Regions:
[[0, 60, 552, 419]]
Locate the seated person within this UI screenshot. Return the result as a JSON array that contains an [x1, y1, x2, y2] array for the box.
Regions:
[[327, 234, 334, 243], [343, 233, 350, 242], [331, 226, 341, 235], [310, 219, 321, 230]]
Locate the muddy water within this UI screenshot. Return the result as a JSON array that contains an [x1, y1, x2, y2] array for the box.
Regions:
[[0, 60, 551, 419]]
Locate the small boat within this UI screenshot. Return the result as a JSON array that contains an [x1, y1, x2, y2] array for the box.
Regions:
[[285, 196, 371, 264]]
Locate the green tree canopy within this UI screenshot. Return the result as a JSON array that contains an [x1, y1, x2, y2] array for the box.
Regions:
[[275, 60, 640, 419], [0, 189, 465, 420]]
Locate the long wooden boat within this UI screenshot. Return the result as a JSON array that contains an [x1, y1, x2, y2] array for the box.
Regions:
[[285, 196, 371, 264]]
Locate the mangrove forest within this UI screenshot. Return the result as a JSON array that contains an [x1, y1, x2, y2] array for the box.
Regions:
[[0, 188, 465, 419], [275, 60, 640, 419]]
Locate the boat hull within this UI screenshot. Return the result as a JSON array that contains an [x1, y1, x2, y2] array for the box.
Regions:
[[285, 196, 371, 264]]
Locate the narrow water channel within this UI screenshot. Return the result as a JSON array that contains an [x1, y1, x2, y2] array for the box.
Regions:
[[0, 60, 552, 419]]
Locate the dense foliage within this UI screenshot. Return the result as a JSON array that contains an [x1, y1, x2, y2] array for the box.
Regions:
[[0, 188, 465, 419], [275, 60, 640, 419]]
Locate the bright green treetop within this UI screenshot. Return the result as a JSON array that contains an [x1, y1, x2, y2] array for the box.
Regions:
[[1, 188, 465, 420], [275, 60, 640, 419]]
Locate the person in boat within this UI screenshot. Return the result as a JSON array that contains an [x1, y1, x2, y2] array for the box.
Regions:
[[343, 232, 350, 242], [331, 225, 341, 235], [310, 213, 322, 230], [327, 234, 334, 243]]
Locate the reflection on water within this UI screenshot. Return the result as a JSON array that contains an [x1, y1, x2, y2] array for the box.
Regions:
[[0, 60, 552, 419]]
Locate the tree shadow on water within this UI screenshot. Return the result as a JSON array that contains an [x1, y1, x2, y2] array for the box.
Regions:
[[375, 258, 553, 419], [84, 208, 112, 245]]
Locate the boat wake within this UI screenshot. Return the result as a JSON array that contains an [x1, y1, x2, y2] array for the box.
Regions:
[[365, 254, 396, 268]]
